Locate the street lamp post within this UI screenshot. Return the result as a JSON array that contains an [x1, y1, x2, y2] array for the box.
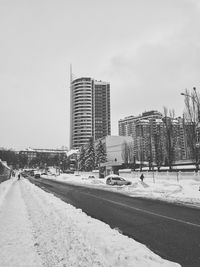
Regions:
[[193, 87, 200, 123], [181, 87, 200, 171]]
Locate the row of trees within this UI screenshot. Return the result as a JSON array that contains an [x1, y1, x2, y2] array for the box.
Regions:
[[0, 150, 27, 169], [182, 88, 200, 170], [28, 153, 68, 170], [78, 138, 106, 171], [0, 149, 70, 170]]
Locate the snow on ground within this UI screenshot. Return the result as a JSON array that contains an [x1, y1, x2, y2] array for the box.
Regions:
[[0, 177, 15, 208], [0, 179, 41, 267], [42, 173, 200, 208], [0, 177, 180, 267]]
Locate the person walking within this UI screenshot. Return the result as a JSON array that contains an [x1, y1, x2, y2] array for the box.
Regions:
[[18, 173, 21, 180], [140, 173, 144, 182]]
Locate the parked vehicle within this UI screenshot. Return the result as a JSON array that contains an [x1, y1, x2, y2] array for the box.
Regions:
[[63, 170, 74, 174], [29, 169, 41, 178], [88, 175, 95, 179], [106, 175, 131, 186], [22, 169, 33, 177], [30, 170, 36, 176], [34, 173, 41, 179], [21, 172, 28, 178]]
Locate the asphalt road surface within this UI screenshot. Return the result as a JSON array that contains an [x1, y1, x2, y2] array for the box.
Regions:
[[27, 177, 200, 267]]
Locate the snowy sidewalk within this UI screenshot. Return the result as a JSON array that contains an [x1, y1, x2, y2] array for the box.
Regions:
[[0, 178, 180, 267], [0, 179, 41, 267]]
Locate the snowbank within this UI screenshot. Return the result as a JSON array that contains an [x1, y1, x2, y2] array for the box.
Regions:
[[0, 178, 180, 266], [42, 173, 200, 208], [0, 177, 15, 208], [21, 179, 179, 266], [0, 179, 42, 267]]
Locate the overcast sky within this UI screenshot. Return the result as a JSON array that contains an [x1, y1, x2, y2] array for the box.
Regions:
[[1, 0, 200, 150]]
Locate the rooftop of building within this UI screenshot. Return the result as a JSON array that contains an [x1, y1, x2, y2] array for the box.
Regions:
[[71, 77, 92, 83], [119, 110, 163, 122], [20, 148, 68, 153], [71, 77, 109, 85]]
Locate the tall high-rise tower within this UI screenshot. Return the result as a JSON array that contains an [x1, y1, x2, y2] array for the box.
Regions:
[[70, 76, 111, 149]]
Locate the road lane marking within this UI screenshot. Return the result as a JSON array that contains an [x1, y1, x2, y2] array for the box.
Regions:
[[37, 180, 200, 228], [82, 191, 200, 228]]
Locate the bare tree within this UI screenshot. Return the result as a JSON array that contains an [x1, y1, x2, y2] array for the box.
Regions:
[[121, 141, 130, 167], [183, 88, 200, 170], [153, 131, 163, 171], [128, 140, 135, 165], [163, 107, 175, 171]]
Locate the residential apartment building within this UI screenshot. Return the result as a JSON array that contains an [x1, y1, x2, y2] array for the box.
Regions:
[[119, 111, 163, 137], [70, 77, 110, 149], [171, 117, 187, 161], [119, 111, 188, 164]]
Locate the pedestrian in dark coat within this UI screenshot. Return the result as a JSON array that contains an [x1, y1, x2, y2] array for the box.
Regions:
[[140, 173, 144, 182]]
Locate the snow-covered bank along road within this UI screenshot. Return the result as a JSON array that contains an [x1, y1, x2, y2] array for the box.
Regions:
[[0, 178, 180, 267], [44, 173, 200, 208], [0, 179, 41, 267]]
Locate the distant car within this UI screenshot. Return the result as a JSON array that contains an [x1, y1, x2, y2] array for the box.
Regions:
[[106, 175, 131, 186], [34, 173, 41, 179], [21, 172, 27, 178], [30, 170, 35, 176], [88, 175, 95, 179], [63, 170, 74, 174]]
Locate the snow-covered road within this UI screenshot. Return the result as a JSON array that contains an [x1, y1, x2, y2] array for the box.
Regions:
[[0, 178, 180, 267]]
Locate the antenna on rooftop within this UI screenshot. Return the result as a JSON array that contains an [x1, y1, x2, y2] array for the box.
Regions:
[[70, 63, 73, 82], [69, 63, 73, 150]]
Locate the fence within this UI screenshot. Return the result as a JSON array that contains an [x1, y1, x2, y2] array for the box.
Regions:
[[74, 168, 200, 182], [119, 169, 200, 182]]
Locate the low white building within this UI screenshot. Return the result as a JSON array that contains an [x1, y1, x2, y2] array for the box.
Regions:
[[97, 135, 133, 175]]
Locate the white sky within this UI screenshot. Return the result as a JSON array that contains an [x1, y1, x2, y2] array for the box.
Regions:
[[1, 0, 200, 150]]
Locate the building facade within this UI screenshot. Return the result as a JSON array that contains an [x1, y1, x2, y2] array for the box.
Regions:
[[19, 148, 67, 165], [93, 81, 111, 140], [119, 111, 188, 165], [118, 111, 163, 137], [70, 77, 110, 149], [96, 135, 133, 176]]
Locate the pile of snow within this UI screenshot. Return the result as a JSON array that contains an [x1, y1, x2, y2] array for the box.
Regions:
[[67, 149, 79, 157], [0, 178, 180, 266], [0, 179, 41, 267], [42, 173, 200, 208], [126, 179, 200, 207], [0, 177, 15, 208]]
